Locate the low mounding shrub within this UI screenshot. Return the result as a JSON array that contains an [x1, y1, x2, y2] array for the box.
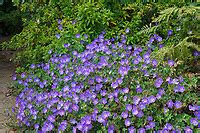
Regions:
[[13, 30, 199, 132]]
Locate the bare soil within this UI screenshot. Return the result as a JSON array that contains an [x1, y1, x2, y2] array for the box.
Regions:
[[0, 51, 16, 133]]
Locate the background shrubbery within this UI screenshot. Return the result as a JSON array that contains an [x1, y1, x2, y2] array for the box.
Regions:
[[2, 2, 199, 69], [0, 0, 22, 36], [0, 2, 172, 63]]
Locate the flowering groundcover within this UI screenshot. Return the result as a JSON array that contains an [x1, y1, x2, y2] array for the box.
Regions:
[[13, 29, 199, 132]]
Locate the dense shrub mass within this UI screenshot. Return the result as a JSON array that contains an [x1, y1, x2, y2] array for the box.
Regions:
[[13, 30, 199, 132], [3, 2, 199, 66]]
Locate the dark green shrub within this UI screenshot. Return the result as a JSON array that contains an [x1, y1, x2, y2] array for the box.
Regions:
[[0, 1, 23, 36]]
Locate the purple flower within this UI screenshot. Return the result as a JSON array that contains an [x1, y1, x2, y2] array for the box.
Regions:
[[174, 85, 185, 93], [154, 77, 163, 88], [155, 35, 162, 42], [174, 101, 182, 109], [58, 121, 67, 131], [189, 105, 199, 111], [116, 78, 123, 84], [168, 60, 175, 67], [121, 111, 128, 119], [21, 73, 26, 78], [57, 19, 62, 24], [72, 20, 76, 24], [166, 100, 174, 109], [56, 34, 60, 39], [122, 88, 129, 94], [128, 126, 136, 133], [125, 118, 131, 127], [159, 44, 164, 49], [136, 85, 143, 93], [64, 43, 70, 48], [168, 30, 173, 36], [125, 28, 130, 33], [138, 102, 146, 110], [101, 98, 107, 104], [118, 65, 130, 76], [190, 118, 198, 126], [75, 34, 80, 38], [164, 107, 169, 114], [148, 95, 156, 103], [48, 115, 56, 123], [136, 110, 144, 118], [133, 96, 140, 105], [171, 78, 179, 85], [138, 127, 146, 133], [152, 59, 158, 67], [111, 82, 118, 89], [133, 59, 139, 64], [193, 50, 200, 57], [108, 125, 115, 133], [58, 25, 62, 30], [126, 104, 132, 111], [121, 39, 126, 44], [42, 122, 54, 132], [164, 123, 173, 130], [123, 95, 128, 102], [34, 124, 39, 130], [76, 123, 83, 131], [147, 116, 153, 121], [100, 90, 107, 96], [144, 58, 151, 64], [113, 89, 119, 97], [143, 52, 150, 59], [184, 126, 193, 133], [88, 78, 94, 85], [71, 104, 79, 111], [179, 76, 184, 82], [102, 111, 110, 119], [95, 76, 103, 83], [97, 115, 105, 123], [69, 118, 77, 124], [156, 94, 161, 99], [194, 111, 200, 119], [149, 37, 154, 44], [83, 34, 88, 39], [98, 34, 104, 39], [158, 88, 165, 95]]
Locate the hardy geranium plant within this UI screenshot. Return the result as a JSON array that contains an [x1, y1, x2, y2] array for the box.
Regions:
[[13, 29, 199, 132]]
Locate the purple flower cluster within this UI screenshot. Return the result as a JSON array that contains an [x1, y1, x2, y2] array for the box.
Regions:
[[14, 28, 199, 132], [149, 34, 163, 44], [193, 50, 200, 57], [165, 100, 182, 109]]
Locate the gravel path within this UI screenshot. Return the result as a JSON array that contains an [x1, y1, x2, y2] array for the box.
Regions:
[[0, 51, 16, 133]]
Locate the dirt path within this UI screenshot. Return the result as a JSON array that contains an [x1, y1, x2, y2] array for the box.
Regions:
[[0, 51, 16, 133]]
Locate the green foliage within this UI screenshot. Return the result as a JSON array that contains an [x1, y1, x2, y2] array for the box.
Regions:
[[151, 35, 200, 63], [140, 5, 199, 65], [2, 2, 165, 65], [1, 2, 199, 69], [0, 1, 22, 36], [74, 3, 113, 35]]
